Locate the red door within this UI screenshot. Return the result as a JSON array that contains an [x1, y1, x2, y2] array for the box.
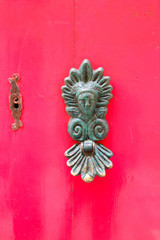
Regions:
[[0, 1, 160, 240]]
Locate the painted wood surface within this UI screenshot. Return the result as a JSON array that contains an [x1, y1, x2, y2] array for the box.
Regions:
[[0, 0, 160, 240]]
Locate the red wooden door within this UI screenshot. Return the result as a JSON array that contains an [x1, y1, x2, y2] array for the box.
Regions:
[[0, 1, 160, 240]]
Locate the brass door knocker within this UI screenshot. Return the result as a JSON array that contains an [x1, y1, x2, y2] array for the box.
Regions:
[[62, 59, 113, 182]]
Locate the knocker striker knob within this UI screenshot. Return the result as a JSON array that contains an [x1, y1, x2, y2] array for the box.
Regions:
[[62, 59, 113, 183], [82, 140, 95, 153]]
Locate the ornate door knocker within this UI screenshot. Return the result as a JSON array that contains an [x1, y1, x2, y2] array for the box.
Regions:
[[62, 59, 113, 182]]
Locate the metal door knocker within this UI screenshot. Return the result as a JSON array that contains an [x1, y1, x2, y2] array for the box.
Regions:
[[9, 73, 23, 130], [62, 59, 113, 182]]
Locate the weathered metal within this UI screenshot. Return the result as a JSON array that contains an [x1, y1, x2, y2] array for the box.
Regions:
[[9, 73, 23, 130], [62, 59, 113, 182]]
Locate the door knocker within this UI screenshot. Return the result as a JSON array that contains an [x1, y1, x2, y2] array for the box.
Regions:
[[9, 73, 23, 130], [62, 59, 113, 182]]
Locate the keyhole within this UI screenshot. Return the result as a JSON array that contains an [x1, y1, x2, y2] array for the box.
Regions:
[[14, 98, 19, 109]]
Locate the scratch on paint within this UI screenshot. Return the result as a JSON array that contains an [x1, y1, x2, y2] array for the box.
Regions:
[[17, 28, 30, 72], [73, 0, 76, 65], [129, 127, 134, 143]]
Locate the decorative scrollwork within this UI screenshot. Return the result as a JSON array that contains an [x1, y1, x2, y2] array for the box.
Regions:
[[88, 119, 108, 141], [68, 118, 87, 141], [62, 59, 113, 182]]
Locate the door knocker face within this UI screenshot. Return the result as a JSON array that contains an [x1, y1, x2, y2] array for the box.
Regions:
[[75, 82, 101, 121], [62, 59, 113, 182], [78, 91, 96, 119]]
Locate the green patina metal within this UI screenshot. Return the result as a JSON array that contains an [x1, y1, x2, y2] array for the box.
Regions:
[[62, 59, 113, 182]]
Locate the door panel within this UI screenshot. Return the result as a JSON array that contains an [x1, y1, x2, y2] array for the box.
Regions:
[[0, 1, 74, 240], [0, 1, 160, 240]]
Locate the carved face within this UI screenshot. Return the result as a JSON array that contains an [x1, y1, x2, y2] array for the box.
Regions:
[[78, 91, 97, 119]]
